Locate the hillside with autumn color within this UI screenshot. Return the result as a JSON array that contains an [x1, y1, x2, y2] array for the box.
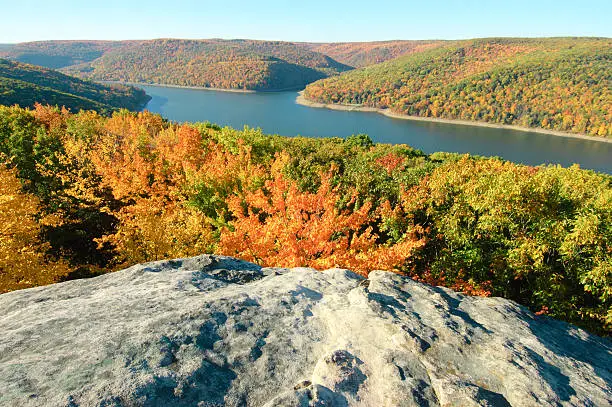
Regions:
[[0, 39, 437, 79], [0, 39, 453, 90], [64, 39, 353, 90], [1, 104, 610, 334], [1, 39, 353, 91], [303, 37, 612, 137], [0, 39, 346, 91], [0, 40, 126, 69], [0, 58, 150, 113], [302, 40, 443, 67]]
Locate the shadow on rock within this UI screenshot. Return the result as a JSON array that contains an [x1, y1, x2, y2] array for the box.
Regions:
[[525, 316, 612, 400]]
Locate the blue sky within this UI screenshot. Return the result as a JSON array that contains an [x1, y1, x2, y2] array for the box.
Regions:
[[1, 0, 610, 43]]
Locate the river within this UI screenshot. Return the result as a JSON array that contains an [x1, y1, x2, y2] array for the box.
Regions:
[[140, 85, 612, 174]]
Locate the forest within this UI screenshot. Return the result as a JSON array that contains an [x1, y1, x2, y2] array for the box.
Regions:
[[0, 39, 439, 81], [0, 39, 440, 71], [1, 39, 443, 91], [58, 39, 353, 91], [0, 58, 150, 113], [303, 40, 443, 68], [0, 40, 123, 69], [5, 37, 610, 136], [0, 104, 610, 335], [304, 38, 612, 137]]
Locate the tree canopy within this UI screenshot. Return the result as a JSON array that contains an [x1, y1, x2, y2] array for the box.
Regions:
[[1, 104, 610, 335]]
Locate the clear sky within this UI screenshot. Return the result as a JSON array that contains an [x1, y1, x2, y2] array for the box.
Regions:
[[1, 0, 610, 43]]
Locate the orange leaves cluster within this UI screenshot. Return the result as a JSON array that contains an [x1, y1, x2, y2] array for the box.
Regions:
[[219, 154, 424, 274], [86, 112, 219, 265], [32, 103, 70, 133], [93, 111, 167, 200], [86, 112, 269, 266], [375, 152, 407, 175]]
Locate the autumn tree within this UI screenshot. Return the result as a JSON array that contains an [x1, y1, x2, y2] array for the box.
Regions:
[[219, 154, 424, 274], [403, 157, 612, 331], [0, 164, 71, 292]]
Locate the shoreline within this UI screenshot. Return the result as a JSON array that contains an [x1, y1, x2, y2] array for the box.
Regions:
[[296, 92, 612, 144], [103, 81, 304, 94]]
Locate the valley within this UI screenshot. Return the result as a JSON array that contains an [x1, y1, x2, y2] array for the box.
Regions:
[[1, 4, 610, 405], [2, 37, 609, 139]]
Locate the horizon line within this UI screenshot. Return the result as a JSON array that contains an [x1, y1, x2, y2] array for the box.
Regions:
[[3, 35, 611, 45]]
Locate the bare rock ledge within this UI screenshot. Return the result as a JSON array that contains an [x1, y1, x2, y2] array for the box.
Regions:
[[0, 255, 610, 406]]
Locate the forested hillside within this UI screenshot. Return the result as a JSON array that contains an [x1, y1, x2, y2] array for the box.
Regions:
[[1, 104, 610, 334], [0, 41, 125, 68], [1, 39, 353, 91], [303, 40, 443, 67], [0, 59, 150, 113], [304, 38, 612, 136], [2, 39, 443, 77], [62, 39, 352, 90]]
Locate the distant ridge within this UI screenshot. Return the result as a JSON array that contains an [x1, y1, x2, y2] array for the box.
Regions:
[[0, 40, 125, 69], [1, 39, 354, 91], [1, 39, 449, 91], [301, 40, 444, 67]]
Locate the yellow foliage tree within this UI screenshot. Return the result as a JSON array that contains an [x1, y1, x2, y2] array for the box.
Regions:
[[97, 197, 215, 266], [0, 165, 71, 292]]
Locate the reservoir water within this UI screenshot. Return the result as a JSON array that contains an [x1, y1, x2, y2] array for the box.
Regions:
[[140, 85, 612, 174]]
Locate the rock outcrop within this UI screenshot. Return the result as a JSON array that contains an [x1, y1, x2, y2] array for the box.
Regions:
[[0, 255, 610, 406]]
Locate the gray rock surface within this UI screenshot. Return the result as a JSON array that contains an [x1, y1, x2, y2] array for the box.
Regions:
[[0, 254, 610, 407]]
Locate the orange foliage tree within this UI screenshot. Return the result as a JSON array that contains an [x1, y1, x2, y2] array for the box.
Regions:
[[88, 111, 217, 265], [219, 154, 424, 274]]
